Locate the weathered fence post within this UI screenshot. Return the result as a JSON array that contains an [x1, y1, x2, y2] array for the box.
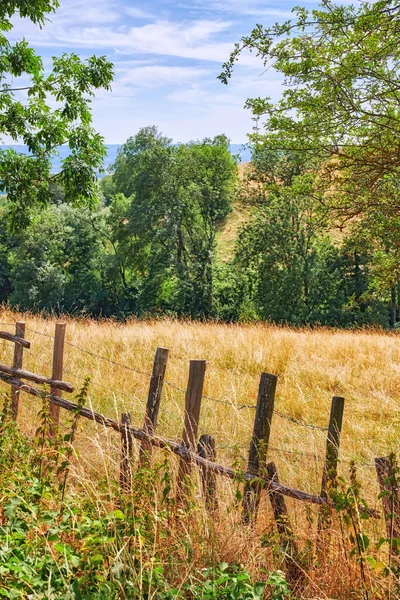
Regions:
[[242, 372, 277, 525], [49, 322, 66, 434], [197, 433, 218, 511], [266, 462, 302, 583], [139, 347, 169, 467], [318, 396, 345, 546], [176, 359, 206, 502], [375, 455, 400, 565], [120, 412, 133, 493], [11, 321, 25, 420]]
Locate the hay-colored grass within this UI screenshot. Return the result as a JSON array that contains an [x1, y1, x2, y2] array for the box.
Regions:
[[1, 309, 399, 596]]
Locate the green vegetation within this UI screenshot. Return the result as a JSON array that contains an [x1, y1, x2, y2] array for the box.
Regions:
[[0, 0, 113, 229], [1, 0, 399, 326], [0, 393, 286, 599]]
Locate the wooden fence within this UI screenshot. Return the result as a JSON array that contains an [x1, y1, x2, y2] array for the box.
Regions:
[[0, 321, 398, 581]]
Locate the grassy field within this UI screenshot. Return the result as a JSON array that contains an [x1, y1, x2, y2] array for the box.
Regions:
[[1, 309, 399, 597]]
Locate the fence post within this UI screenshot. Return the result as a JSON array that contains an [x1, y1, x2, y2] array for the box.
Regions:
[[375, 455, 400, 566], [11, 321, 25, 420], [120, 412, 133, 493], [242, 372, 277, 525], [49, 322, 66, 434], [176, 359, 206, 502], [318, 395, 345, 546], [198, 434, 218, 511], [266, 462, 303, 583], [139, 347, 169, 467]]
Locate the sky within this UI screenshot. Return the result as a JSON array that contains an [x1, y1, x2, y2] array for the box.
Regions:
[[7, 0, 306, 144]]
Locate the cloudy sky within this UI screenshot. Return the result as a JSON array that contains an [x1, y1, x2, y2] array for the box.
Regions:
[[8, 0, 312, 144]]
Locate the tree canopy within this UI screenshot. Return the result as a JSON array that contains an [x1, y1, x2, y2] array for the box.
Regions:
[[220, 0, 400, 219], [0, 0, 113, 228]]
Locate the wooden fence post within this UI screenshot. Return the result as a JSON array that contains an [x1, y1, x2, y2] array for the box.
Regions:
[[375, 455, 400, 565], [318, 396, 345, 545], [11, 321, 25, 420], [176, 359, 206, 502], [120, 412, 133, 493], [49, 323, 66, 434], [266, 462, 303, 583], [198, 434, 218, 511], [242, 372, 277, 525], [139, 347, 169, 467]]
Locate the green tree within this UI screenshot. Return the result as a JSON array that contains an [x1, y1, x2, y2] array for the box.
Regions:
[[235, 174, 344, 324], [9, 204, 106, 313], [220, 0, 400, 211], [222, 0, 400, 319], [0, 0, 113, 229], [110, 129, 237, 317]]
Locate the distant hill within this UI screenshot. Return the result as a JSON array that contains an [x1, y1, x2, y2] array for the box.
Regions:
[[1, 143, 252, 175]]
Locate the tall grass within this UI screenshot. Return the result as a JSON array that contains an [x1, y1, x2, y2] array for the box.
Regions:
[[0, 309, 399, 597]]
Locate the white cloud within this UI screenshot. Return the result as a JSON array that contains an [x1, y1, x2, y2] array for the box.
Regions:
[[125, 7, 155, 20], [9, 14, 260, 66], [205, 0, 295, 18], [117, 65, 210, 88], [5, 0, 284, 143]]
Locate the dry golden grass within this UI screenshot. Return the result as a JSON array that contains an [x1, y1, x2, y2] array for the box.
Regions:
[[1, 309, 399, 597]]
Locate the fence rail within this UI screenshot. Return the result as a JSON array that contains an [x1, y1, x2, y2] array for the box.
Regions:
[[0, 320, 396, 582]]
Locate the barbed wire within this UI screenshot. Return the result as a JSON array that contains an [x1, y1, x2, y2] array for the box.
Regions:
[[15, 324, 329, 433], [275, 410, 328, 431], [64, 340, 153, 378], [25, 327, 54, 339]]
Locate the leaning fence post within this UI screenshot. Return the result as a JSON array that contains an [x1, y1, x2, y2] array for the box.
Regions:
[[266, 462, 302, 583], [318, 396, 345, 545], [11, 321, 25, 420], [139, 347, 169, 467], [197, 434, 218, 511], [120, 412, 133, 493], [242, 372, 277, 525], [49, 322, 66, 434], [375, 455, 400, 565], [176, 359, 206, 502]]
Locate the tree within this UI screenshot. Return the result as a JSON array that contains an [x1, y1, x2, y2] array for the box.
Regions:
[[8, 204, 106, 313], [220, 0, 400, 219], [0, 0, 113, 228], [110, 129, 237, 317], [221, 0, 400, 313]]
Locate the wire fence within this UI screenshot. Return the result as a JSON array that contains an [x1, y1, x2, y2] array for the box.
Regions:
[[1, 319, 380, 470], [0, 321, 338, 435]]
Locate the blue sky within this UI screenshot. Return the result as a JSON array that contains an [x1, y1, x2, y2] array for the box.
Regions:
[[8, 0, 308, 144]]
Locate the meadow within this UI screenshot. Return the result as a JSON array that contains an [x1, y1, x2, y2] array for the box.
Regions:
[[0, 310, 399, 598]]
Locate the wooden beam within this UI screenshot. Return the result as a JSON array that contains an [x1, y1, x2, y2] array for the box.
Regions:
[[49, 323, 66, 431], [0, 331, 30, 348], [318, 396, 345, 551], [0, 363, 74, 392], [242, 372, 277, 524], [120, 413, 133, 493], [11, 322, 25, 419], [140, 347, 169, 467], [0, 371, 373, 511], [177, 359, 206, 500], [198, 433, 218, 510]]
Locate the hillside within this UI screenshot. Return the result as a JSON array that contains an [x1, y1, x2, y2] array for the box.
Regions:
[[217, 162, 253, 262]]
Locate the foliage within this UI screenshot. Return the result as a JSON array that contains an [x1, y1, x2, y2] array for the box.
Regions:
[[0, 392, 280, 599], [187, 563, 265, 599], [109, 128, 238, 317], [0, 0, 113, 229], [220, 0, 400, 214], [234, 154, 389, 326], [220, 0, 400, 312]]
